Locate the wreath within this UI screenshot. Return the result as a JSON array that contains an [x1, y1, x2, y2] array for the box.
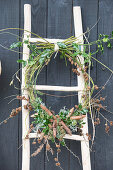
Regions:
[[1, 28, 113, 168]]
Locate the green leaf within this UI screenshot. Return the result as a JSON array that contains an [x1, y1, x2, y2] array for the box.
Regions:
[[101, 46, 104, 53], [102, 37, 109, 42], [57, 42, 67, 49], [72, 43, 79, 50], [18, 60, 27, 67], [39, 57, 45, 64], [72, 52, 79, 57], [82, 108, 88, 114], [28, 60, 36, 66], [72, 120, 77, 126], [17, 59, 24, 63], [78, 104, 82, 109], [10, 41, 22, 49], [107, 41, 112, 48], [24, 40, 29, 44], [60, 139, 65, 146], [60, 51, 65, 59], [98, 44, 101, 48], [31, 51, 37, 57], [83, 53, 89, 59], [99, 34, 102, 38], [37, 91, 43, 96], [39, 49, 51, 64]]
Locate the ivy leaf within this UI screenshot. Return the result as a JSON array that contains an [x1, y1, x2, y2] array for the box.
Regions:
[[17, 59, 26, 63], [57, 42, 67, 49], [39, 57, 45, 64], [107, 41, 112, 48], [102, 35, 109, 43], [101, 45, 104, 53], [98, 44, 101, 48], [17, 59, 27, 67], [102, 37, 109, 42], [39, 49, 51, 64], [28, 60, 36, 66], [60, 139, 65, 146], [10, 41, 22, 49], [78, 104, 82, 109], [99, 34, 102, 38], [24, 40, 29, 44]]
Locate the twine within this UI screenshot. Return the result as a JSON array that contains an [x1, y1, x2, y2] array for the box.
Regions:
[[54, 43, 59, 58], [54, 43, 59, 52]]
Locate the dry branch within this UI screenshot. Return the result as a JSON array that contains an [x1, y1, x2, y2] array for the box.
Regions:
[[31, 144, 44, 157], [70, 115, 86, 120], [60, 121, 72, 136], [53, 128, 57, 138], [40, 105, 72, 136], [67, 107, 74, 118], [40, 104, 56, 119]]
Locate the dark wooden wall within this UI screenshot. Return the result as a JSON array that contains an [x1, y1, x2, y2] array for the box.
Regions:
[[0, 0, 113, 170]]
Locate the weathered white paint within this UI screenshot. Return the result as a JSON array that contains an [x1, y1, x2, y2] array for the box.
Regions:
[[22, 4, 31, 170], [73, 6, 91, 170], [29, 133, 85, 141], [22, 5, 91, 170], [33, 85, 83, 92], [29, 37, 64, 43]]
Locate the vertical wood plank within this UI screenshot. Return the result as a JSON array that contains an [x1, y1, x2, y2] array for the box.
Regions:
[[71, 1, 98, 170], [0, 0, 19, 170], [46, 0, 73, 170], [95, 1, 113, 170]]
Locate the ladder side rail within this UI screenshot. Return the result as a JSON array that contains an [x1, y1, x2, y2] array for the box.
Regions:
[[22, 4, 31, 170], [21, 4, 91, 170], [73, 6, 91, 170]]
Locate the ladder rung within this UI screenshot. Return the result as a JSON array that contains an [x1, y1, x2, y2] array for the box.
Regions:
[[29, 133, 85, 141], [33, 85, 83, 92], [29, 37, 64, 43]]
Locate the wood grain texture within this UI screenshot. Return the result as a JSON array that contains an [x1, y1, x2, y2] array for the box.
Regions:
[[73, 6, 91, 170], [45, 0, 73, 170], [20, 1, 47, 170], [22, 4, 31, 170], [33, 85, 83, 91], [0, 0, 19, 170], [95, 0, 113, 170], [71, 1, 99, 170], [0, 0, 113, 170]]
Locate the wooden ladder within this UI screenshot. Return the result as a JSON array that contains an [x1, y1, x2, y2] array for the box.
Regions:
[[22, 4, 91, 170]]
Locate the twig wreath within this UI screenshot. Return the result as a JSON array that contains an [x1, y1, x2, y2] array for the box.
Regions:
[[1, 28, 113, 168]]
